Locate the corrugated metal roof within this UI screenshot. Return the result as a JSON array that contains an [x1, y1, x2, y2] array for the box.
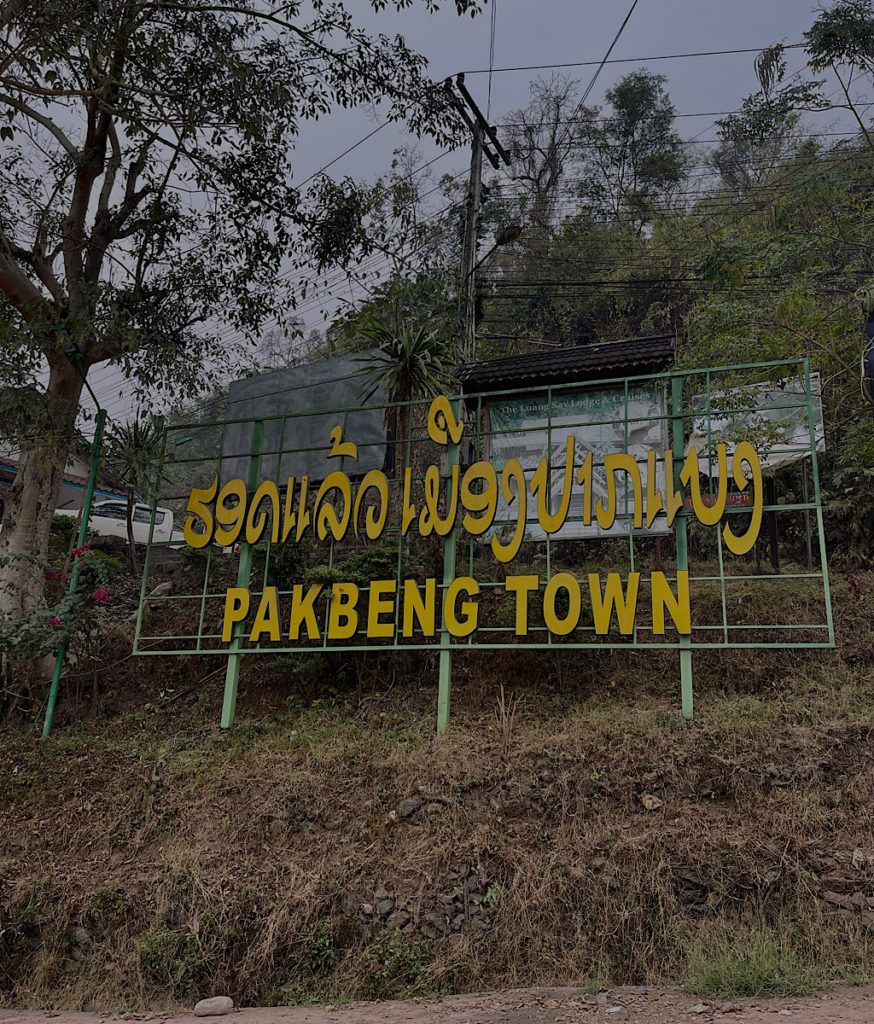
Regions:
[[458, 334, 675, 391], [0, 456, 125, 500]]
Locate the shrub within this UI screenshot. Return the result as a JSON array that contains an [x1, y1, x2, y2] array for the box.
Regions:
[[79, 549, 126, 586], [358, 930, 432, 1000], [50, 513, 77, 547], [304, 544, 401, 591], [686, 926, 821, 998], [137, 926, 202, 999]]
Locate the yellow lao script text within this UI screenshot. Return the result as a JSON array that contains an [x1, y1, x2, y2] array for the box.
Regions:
[[221, 570, 691, 644], [184, 397, 764, 559]]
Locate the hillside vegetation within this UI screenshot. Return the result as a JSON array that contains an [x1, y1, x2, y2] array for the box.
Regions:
[[2, 572, 874, 1010]]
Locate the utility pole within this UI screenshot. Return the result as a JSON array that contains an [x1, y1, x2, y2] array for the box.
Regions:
[[446, 74, 512, 363], [461, 120, 484, 364]]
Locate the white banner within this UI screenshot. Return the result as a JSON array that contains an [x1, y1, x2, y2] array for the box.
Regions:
[[689, 374, 824, 473], [488, 385, 671, 539]]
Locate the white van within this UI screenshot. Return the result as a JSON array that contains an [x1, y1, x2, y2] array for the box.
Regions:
[[55, 500, 184, 546]]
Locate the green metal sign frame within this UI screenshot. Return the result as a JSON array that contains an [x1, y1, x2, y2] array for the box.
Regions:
[[134, 359, 833, 732]]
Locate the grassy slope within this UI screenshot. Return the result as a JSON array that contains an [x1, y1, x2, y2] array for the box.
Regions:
[[2, 576, 874, 1010]]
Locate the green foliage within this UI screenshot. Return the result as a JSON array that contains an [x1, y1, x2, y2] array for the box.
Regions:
[[50, 513, 76, 548], [576, 70, 687, 230], [0, 0, 483, 627], [308, 177, 377, 272], [252, 537, 314, 591], [78, 549, 127, 586], [182, 544, 212, 571], [304, 932, 340, 978], [353, 319, 458, 474], [712, 45, 823, 192], [85, 882, 129, 930], [0, 553, 76, 662], [354, 320, 458, 409], [0, 544, 119, 667], [821, 421, 874, 561], [105, 416, 167, 574], [686, 926, 822, 998], [805, 1, 874, 75], [137, 926, 202, 999], [106, 418, 164, 498], [0, 383, 47, 438], [0, 0, 482, 397], [358, 930, 433, 1000], [305, 544, 400, 589]]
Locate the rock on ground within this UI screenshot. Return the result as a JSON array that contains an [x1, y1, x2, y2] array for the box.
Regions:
[[193, 995, 234, 1016]]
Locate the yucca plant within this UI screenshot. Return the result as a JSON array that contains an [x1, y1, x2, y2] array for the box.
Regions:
[[354, 320, 458, 476], [106, 417, 164, 575]]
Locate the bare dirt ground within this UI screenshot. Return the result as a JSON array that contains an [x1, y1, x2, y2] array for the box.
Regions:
[[3, 986, 874, 1024]]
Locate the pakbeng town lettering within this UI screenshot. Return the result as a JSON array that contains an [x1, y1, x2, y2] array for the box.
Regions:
[[179, 396, 764, 644]]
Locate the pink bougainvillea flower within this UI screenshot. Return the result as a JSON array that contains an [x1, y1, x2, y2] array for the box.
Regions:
[[92, 587, 109, 603], [48, 617, 62, 626], [44, 569, 59, 580], [72, 544, 92, 559]]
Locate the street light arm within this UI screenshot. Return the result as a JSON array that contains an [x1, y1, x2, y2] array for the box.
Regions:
[[469, 224, 524, 277]]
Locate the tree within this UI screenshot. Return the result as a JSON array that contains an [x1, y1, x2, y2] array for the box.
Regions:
[[311, 147, 466, 361], [712, 46, 823, 191], [805, 0, 874, 160], [470, 75, 685, 350], [470, 76, 586, 352], [712, 94, 801, 192], [105, 416, 163, 575], [805, 0, 874, 72], [576, 70, 686, 231], [354, 320, 457, 476], [0, 0, 479, 632], [504, 75, 582, 238], [249, 322, 306, 373]]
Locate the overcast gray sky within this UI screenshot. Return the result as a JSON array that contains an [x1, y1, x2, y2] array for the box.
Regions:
[[87, 0, 869, 424], [293, 0, 848, 184]]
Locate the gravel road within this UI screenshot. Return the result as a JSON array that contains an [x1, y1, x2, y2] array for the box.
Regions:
[[3, 985, 874, 1024]]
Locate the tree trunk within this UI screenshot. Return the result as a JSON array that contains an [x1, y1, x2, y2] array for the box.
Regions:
[[126, 484, 138, 575], [395, 403, 411, 480], [0, 359, 84, 628]]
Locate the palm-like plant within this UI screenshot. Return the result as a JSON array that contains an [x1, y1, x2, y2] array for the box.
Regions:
[[354, 320, 458, 475], [106, 417, 164, 574]]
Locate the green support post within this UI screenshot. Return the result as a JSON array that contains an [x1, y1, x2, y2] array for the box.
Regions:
[[671, 376, 693, 719], [437, 400, 461, 734], [221, 419, 264, 729], [43, 409, 107, 738], [804, 360, 834, 646]]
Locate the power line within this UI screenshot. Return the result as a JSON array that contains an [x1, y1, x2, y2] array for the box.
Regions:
[[559, 0, 641, 151], [73, 54, 869, 418], [296, 120, 390, 190], [207, 165, 470, 346], [70, 124, 874, 416], [205, 121, 871, 340], [77, 58, 855, 384], [215, 137, 865, 357], [460, 43, 806, 76], [471, 141, 874, 305], [477, 156, 872, 321], [493, 126, 869, 148]]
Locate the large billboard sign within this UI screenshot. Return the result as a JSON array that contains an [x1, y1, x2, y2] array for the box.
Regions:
[[135, 358, 833, 729]]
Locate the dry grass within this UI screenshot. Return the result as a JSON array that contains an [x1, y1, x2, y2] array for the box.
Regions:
[[493, 684, 519, 756], [1, 575, 873, 1010]]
